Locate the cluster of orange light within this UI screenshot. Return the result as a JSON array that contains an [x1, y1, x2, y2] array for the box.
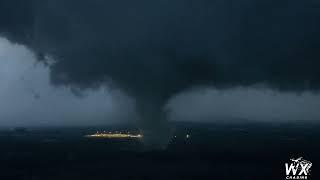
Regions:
[[85, 131, 143, 139]]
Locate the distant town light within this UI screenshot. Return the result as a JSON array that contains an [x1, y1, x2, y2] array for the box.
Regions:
[[85, 132, 143, 139]]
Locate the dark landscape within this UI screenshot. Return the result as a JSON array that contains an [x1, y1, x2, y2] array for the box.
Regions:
[[1, 121, 319, 180]]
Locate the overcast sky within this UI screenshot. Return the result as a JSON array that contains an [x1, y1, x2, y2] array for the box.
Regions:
[[0, 37, 136, 127], [1, 36, 320, 127]]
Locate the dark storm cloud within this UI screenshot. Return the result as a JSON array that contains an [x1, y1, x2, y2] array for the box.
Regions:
[[1, 0, 320, 100], [1, 0, 320, 148]]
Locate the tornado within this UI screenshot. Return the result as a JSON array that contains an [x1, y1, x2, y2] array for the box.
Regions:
[[1, 0, 320, 149]]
